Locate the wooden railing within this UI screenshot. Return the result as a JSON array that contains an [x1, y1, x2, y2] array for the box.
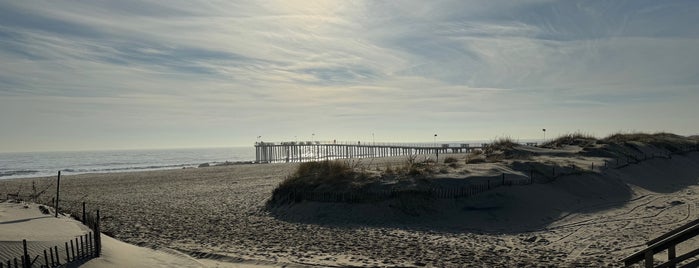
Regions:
[[623, 218, 699, 267]]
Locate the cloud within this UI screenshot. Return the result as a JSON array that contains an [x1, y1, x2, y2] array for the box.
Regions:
[[0, 0, 698, 151]]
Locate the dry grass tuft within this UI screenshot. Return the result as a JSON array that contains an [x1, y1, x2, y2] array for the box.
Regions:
[[443, 157, 459, 164], [486, 137, 517, 152], [601, 132, 696, 152], [276, 160, 369, 192], [543, 132, 597, 148]]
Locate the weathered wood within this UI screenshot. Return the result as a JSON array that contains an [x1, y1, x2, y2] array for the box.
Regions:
[[65, 242, 70, 262], [54, 246, 59, 265], [22, 240, 28, 268], [70, 239, 75, 261], [43, 250, 48, 268], [96, 210, 101, 256], [49, 246, 55, 266], [254, 142, 486, 163], [624, 220, 699, 267], [647, 218, 699, 246], [644, 250, 653, 268], [80, 235, 85, 259], [55, 171, 61, 218]]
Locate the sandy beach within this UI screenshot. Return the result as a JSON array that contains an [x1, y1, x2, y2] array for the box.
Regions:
[[1, 144, 699, 267]]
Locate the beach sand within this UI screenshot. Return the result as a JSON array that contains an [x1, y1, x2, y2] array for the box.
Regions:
[[1, 148, 698, 267]]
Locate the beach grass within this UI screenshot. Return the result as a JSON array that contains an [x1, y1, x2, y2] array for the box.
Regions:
[[542, 132, 597, 148]]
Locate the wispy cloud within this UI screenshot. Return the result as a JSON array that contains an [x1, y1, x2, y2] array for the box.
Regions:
[[0, 0, 698, 151]]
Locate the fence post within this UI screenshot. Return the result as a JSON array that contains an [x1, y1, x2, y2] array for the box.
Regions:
[[591, 162, 594, 171], [65, 242, 70, 262], [71, 240, 75, 260], [644, 250, 653, 268], [55, 171, 61, 218], [22, 239, 29, 268], [502, 173, 505, 186], [668, 244, 676, 266], [53, 246, 61, 265], [43, 250, 48, 268], [82, 202, 86, 224], [95, 209, 101, 257], [50, 247, 55, 266]]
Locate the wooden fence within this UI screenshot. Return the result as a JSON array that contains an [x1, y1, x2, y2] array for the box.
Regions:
[[0, 202, 101, 268], [1, 231, 98, 268]]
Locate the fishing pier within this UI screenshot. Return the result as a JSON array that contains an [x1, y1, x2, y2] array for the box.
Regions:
[[254, 141, 492, 163]]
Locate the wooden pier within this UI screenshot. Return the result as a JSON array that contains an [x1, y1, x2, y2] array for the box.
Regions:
[[254, 141, 485, 163]]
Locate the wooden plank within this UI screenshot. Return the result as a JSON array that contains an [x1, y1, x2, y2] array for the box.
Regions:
[[679, 257, 699, 268], [624, 224, 699, 265], [656, 247, 699, 268], [648, 218, 699, 246]]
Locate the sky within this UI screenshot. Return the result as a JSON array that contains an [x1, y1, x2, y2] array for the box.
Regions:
[[1, 0, 698, 152]]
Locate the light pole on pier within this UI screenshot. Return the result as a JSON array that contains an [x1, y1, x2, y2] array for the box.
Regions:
[[434, 134, 437, 147], [542, 129, 546, 141]]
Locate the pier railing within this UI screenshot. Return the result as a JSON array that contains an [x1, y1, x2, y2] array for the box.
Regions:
[[254, 141, 491, 163]]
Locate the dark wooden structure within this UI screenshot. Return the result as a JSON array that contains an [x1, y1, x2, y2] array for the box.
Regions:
[[623, 218, 699, 268], [254, 141, 484, 163]]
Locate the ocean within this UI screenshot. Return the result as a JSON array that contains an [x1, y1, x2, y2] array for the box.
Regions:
[[0, 147, 255, 180]]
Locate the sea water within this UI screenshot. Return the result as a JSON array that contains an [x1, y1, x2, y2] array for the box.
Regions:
[[0, 147, 255, 180]]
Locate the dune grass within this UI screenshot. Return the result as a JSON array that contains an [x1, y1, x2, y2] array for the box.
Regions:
[[486, 137, 517, 152], [542, 132, 597, 148], [276, 160, 369, 192], [601, 132, 696, 152]]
